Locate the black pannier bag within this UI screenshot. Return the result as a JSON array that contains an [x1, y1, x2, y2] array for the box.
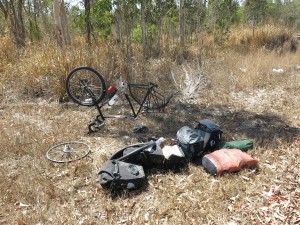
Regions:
[[114, 144, 152, 168], [98, 160, 146, 191], [176, 126, 204, 159], [110, 141, 185, 170], [109, 142, 165, 169], [124, 144, 166, 169], [195, 119, 222, 151]]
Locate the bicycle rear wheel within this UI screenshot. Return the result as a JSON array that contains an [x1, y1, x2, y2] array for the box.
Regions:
[[66, 66, 107, 106], [128, 83, 173, 111]]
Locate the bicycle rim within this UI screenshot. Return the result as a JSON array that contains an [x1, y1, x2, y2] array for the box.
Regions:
[[46, 141, 90, 163], [66, 67, 106, 106]]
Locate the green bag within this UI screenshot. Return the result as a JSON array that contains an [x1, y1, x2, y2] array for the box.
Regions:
[[222, 139, 253, 151]]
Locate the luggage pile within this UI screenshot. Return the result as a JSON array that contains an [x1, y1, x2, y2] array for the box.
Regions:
[[98, 119, 258, 192]]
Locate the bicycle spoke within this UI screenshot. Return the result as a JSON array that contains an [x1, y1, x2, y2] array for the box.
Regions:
[[66, 67, 106, 106]]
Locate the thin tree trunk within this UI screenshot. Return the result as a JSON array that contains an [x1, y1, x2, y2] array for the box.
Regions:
[[84, 0, 91, 45], [17, 0, 25, 45], [156, 0, 162, 56], [165, 20, 170, 51], [115, 0, 124, 48], [179, 0, 185, 48], [141, 0, 147, 58], [197, 0, 203, 45], [252, 16, 256, 37], [27, 0, 33, 41]]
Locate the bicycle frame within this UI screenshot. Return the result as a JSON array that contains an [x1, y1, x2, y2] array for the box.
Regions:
[[89, 82, 156, 131]]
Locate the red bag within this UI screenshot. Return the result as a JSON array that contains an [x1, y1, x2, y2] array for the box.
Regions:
[[202, 149, 258, 176]]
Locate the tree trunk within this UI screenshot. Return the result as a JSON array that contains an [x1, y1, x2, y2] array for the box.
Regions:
[[156, 0, 162, 56], [115, 0, 123, 47], [179, 0, 185, 48], [53, 0, 65, 47], [141, 0, 147, 58], [60, 0, 71, 45], [84, 0, 91, 45], [196, 0, 203, 45]]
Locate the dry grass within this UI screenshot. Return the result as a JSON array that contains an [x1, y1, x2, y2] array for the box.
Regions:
[[0, 28, 300, 224], [226, 25, 296, 53]]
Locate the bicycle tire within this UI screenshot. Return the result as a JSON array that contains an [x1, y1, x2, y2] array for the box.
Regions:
[[128, 83, 173, 111], [66, 66, 107, 106], [46, 141, 90, 163]]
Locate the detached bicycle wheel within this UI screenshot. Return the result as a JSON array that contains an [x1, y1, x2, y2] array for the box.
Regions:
[[46, 141, 90, 163], [128, 83, 173, 111], [66, 66, 107, 106]]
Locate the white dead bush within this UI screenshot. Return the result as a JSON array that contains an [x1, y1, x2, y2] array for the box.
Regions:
[[171, 61, 209, 101]]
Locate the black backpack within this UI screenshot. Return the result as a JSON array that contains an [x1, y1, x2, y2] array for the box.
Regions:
[[195, 119, 222, 151], [98, 160, 146, 191], [176, 126, 204, 159]]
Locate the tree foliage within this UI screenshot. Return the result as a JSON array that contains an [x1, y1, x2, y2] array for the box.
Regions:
[[244, 0, 268, 25], [91, 0, 112, 38], [0, 0, 299, 50]]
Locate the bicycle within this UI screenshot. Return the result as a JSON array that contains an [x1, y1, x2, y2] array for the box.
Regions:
[[65, 66, 173, 133]]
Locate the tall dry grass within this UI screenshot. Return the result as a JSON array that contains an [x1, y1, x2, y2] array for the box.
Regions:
[[225, 25, 296, 53], [1, 24, 298, 103]]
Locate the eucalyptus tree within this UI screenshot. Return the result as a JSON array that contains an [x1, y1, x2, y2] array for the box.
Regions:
[[244, 0, 268, 35], [0, 0, 26, 47], [139, 0, 178, 57], [280, 0, 300, 28], [22, 0, 54, 42], [207, 0, 240, 43], [184, 0, 206, 44], [23, 0, 42, 41], [53, 0, 66, 47], [112, 0, 139, 53], [267, 0, 283, 25], [84, 0, 91, 44], [90, 0, 112, 39]]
